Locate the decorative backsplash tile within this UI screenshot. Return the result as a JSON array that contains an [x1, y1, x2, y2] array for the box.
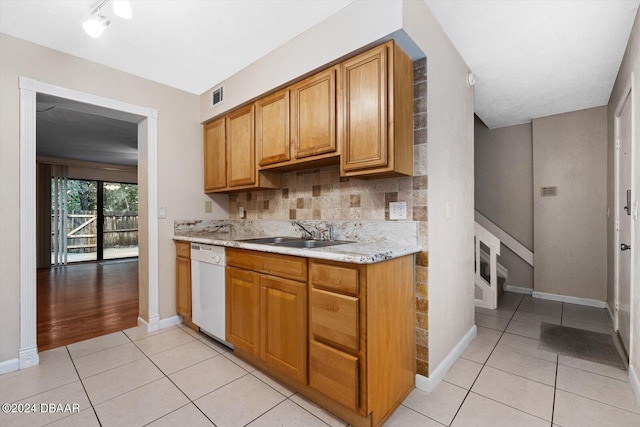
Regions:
[[224, 57, 431, 375]]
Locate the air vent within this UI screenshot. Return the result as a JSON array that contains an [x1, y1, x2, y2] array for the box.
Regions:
[[210, 86, 224, 108], [541, 186, 558, 197]]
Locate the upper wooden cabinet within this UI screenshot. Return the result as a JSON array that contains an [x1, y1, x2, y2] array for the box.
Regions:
[[204, 118, 226, 192], [256, 89, 291, 166], [203, 40, 413, 192], [204, 105, 281, 193], [291, 67, 338, 161], [340, 41, 413, 178], [257, 67, 340, 171]]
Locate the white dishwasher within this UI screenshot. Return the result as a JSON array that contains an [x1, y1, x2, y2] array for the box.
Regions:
[[190, 243, 231, 347]]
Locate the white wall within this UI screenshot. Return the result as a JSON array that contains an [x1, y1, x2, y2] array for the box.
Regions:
[[475, 117, 534, 288], [607, 7, 640, 396], [0, 33, 228, 364], [532, 106, 608, 301], [199, 0, 475, 380]]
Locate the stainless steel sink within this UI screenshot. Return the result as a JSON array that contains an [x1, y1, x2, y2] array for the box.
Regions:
[[238, 236, 299, 244], [275, 239, 352, 248], [239, 236, 352, 249]]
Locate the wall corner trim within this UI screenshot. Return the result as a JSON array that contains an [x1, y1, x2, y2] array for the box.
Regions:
[[630, 365, 640, 407], [416, 325, 477, 392], [531, 291, 606, 308], [0, 358, 20, 375]]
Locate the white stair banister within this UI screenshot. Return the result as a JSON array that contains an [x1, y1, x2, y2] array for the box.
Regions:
[[474, 222, 501, 309]]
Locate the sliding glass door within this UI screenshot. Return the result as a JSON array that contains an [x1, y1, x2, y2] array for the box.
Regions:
[[102, 182, 139, 260], [51, 178, 138, 264]]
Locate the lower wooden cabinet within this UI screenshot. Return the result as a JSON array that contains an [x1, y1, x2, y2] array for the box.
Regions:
[[175, 241, 197, 331], [226, 249, 307, 384], [226, 249, 415, 427]]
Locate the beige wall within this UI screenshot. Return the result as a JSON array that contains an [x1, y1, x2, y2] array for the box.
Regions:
[[607, 7, 640, 389], [200, 0, 475, 378], [474, 117, 534, 288], [532, 106, 608, 300], [0, 33, 228, 363]]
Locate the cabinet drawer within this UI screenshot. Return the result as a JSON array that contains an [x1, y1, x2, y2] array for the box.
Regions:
[[309, 260, 360, 296], [309, 340, 359, 411], [176, 241, 191, 259], [310, 288, 358, 352], [227, 248, 307, 282]]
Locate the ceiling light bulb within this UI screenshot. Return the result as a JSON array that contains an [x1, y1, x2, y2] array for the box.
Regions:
[[113, 0, 132, 19], [83, 14, 110, 38]]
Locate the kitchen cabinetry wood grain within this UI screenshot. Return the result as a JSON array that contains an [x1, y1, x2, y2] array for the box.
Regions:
[[340, 40, 413, 178], [226, 249, 415, 427], [226, 248, 308, 383], [257, 89, 291, 166], [226, 266, 260, 355], [175, 241, 197, 331], [204, 118, 226, 191], [204, 105, 281, 193]]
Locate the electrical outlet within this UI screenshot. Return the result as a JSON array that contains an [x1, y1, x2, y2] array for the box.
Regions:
[[389, 201, 407, 220], [204, 200, 212, 213], [239, 206, 245, 218], [158, 206, 166, 219]]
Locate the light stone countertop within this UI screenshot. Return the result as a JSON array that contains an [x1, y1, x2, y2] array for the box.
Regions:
[[173, 229, 421, 264]]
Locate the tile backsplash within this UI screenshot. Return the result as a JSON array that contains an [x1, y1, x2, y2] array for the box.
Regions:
[[228, 57, 430, 376]]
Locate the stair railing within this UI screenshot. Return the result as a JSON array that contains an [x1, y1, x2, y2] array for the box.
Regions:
[[474, 222, 501, 309]]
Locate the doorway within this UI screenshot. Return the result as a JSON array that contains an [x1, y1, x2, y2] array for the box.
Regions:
[[18, 77, 159, 369], [614, 81, 633, 356], [49, 178, 139, 264]]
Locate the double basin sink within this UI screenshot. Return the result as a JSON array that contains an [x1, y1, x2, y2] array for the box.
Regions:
[[239, 236, 353, 249]]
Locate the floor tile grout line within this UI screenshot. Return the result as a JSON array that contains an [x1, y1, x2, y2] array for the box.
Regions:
[[465, 390, 554, 424], [130, 338, 221, 426], [449, 293, 526, 425], [285, 396, 334, 427], [140, 402, 195, 427], [398, 403, 448, 426], [64, 345, 103, 427], [550, 353, 559, 426], [556, 387, 640, 415]]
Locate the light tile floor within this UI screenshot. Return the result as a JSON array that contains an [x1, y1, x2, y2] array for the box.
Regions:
[[1, 293, 638, 426]]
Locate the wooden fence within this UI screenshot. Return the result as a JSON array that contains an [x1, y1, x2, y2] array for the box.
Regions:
[[52, 210, 138, 254]]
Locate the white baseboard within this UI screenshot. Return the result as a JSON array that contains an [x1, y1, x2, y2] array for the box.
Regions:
[[630, 365, 640, 407], [0, 358, 20, 375], [19, 346, 39, 370], [138, 315, 180, 333], [415, 325, 477, 392], [505, 285, 533, 295], [531, 291, 606, 308], [159, 315, 182, 329]]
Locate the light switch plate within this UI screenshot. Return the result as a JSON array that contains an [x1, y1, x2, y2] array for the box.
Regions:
[[204, 200, 213, 213], [389, 201, 407, 220], [158, 206, 166, 219]]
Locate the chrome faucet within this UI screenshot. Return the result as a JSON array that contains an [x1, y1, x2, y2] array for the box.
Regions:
[[320, 225, 334, 241], [293, 221, 315, 239]]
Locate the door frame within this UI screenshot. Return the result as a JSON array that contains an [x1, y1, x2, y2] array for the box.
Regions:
[[613, 73, 635, 353], [19, 77, 159, 369]]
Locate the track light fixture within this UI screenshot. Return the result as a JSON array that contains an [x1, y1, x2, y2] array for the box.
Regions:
[[83, 0, 132, 38]]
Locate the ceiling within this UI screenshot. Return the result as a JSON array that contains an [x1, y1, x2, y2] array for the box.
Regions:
[[36, 94, 139, 166], [426, 0, 639, 128], [2, 0, 638, 134]]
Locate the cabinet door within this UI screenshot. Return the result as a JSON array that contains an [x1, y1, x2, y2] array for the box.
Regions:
[[291, 68, 337, 159], [226, 267, 260, 355], [204, 117, 226, 191], [260, 275, 307, 384], [226, 105, 256, 187], [257, 89, 290, 166], [309, 340, 359, 411], [176, 256, 191, 318], [340, 43, 388, 172]]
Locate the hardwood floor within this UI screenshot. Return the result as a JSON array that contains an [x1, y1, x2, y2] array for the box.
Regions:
[[37, 260, 139, 351]]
